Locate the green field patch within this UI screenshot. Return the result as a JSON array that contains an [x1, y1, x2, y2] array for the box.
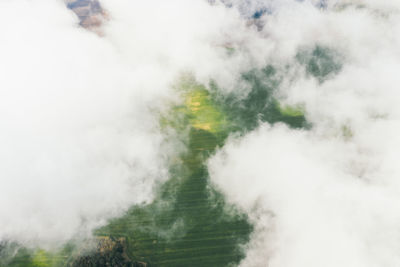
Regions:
[[95, 77, 253, 266], [4, 68, 311, 266]]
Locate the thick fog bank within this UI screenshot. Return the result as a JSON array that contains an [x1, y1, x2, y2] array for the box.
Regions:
[[0, 0, 263, 248], [3, 1, 400, 266], [209, 1, 400, 266]]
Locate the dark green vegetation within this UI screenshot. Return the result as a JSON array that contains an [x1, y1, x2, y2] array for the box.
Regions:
[[1, 64, 311, 266], [211, 66, 308, 132], [296, 45, 342, 83], [1, 238, 144, 267], [96, 78, 251, 267], [95, 74, 308, 266]]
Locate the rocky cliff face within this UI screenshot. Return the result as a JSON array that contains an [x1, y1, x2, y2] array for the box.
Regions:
[[70, 237, 147, 267], [66, 0, 105, 29]]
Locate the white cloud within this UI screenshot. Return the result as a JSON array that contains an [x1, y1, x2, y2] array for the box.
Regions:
[[0, 0, 170, 247], [4, 1, 400, 265], [209, 1, 400, 266], [0, 0, 267, 248]]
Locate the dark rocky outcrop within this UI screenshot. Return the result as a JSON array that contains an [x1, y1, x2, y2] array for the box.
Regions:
[[65, 0, 105, 30], [70, 237, 146, 267]]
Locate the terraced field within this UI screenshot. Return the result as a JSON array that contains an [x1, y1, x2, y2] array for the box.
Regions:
[[96, 73, 306, 266], [2, 71, 307, 267], [96, 79, 252, 266]]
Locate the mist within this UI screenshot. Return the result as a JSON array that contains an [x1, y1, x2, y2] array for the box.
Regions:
[[208, 0, 400, 266], [0, 0, 172, 247], [2, 0, 400, 266], [0, 0, 258, 249]]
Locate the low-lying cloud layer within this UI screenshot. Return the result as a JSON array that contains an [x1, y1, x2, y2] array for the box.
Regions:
[[209, 1, 400, 266], [0, 0, 170, 247], [0, 0, 259, 248], [3, 0, 400, 265]]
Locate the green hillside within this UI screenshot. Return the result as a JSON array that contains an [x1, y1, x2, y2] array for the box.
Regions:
[[2, 72, 307, 267]]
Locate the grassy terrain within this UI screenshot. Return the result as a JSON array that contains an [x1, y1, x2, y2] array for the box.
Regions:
[[96, 78, 252, 266], [95, 74, 307, 266], [2, 70, 309, 267]]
